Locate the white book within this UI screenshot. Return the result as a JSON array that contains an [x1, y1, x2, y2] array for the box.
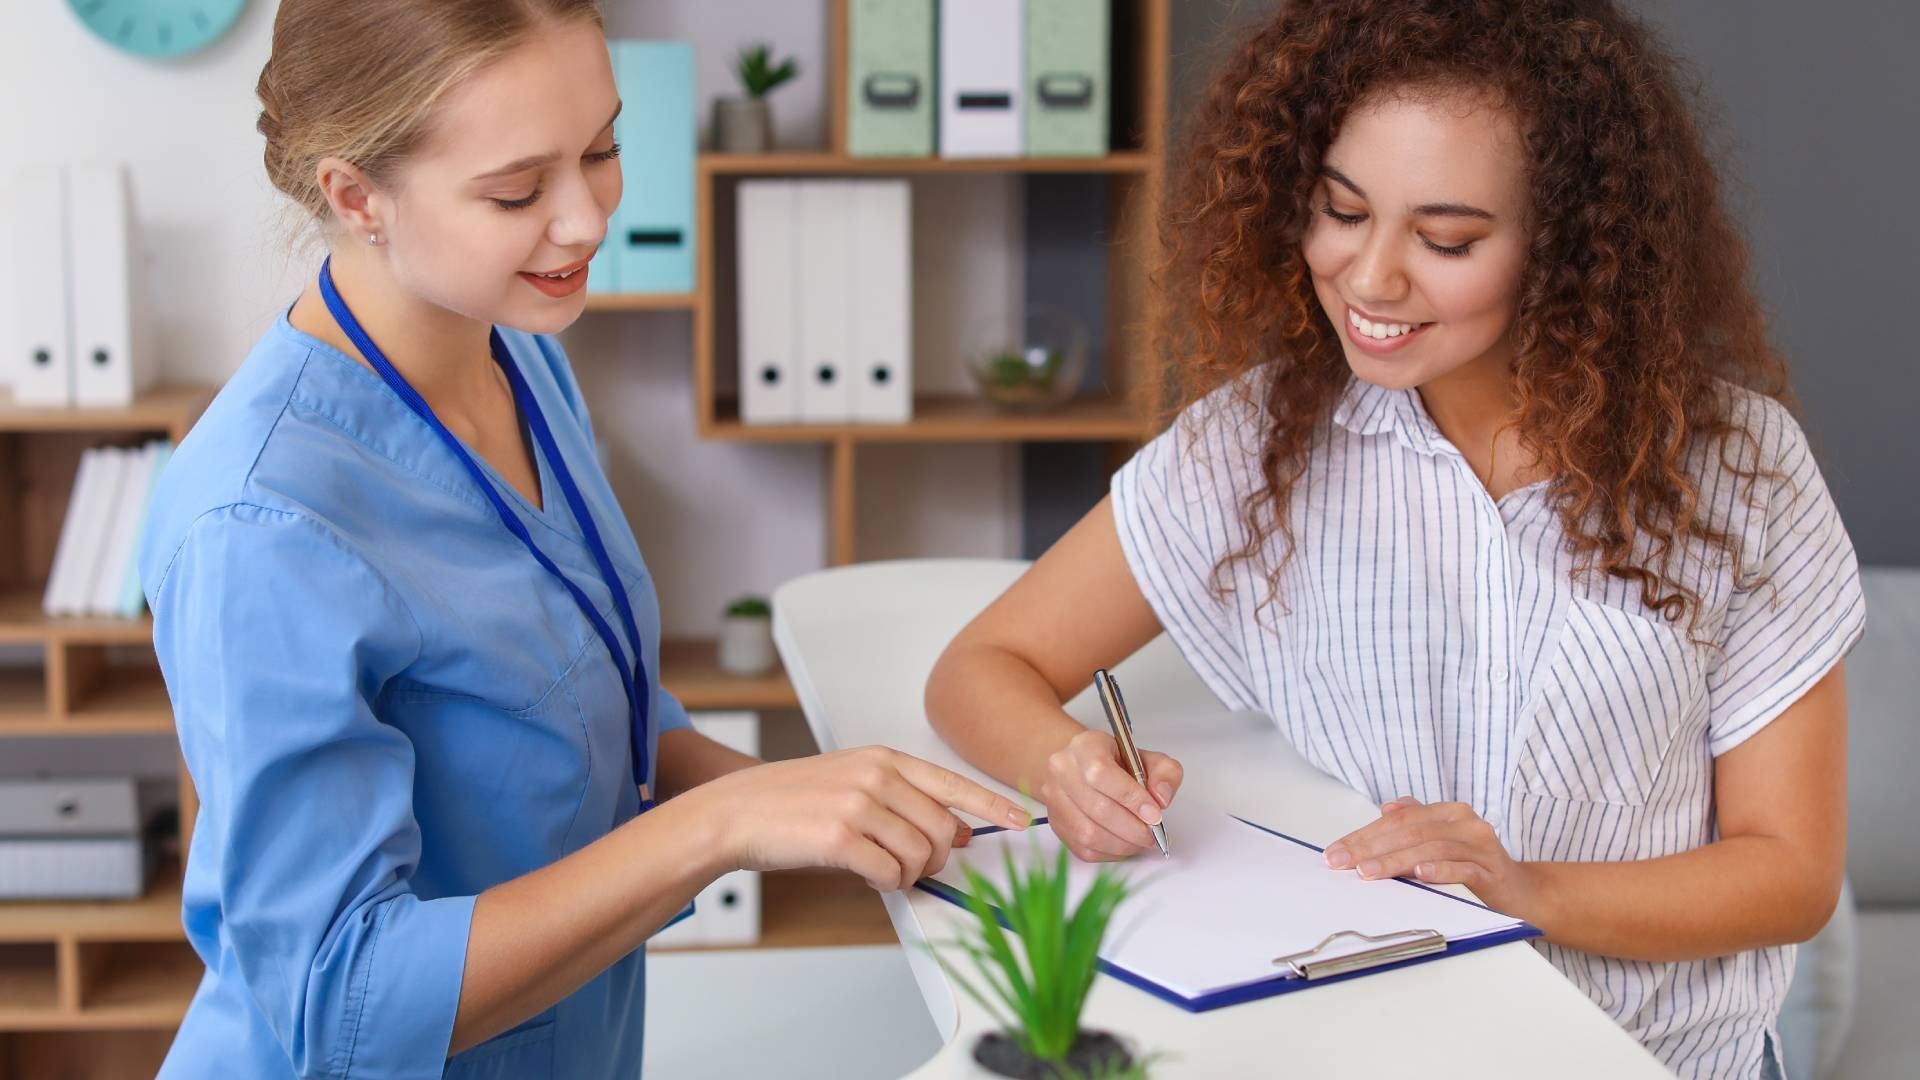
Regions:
[[69, 162, 152, 408], [42, 449, 102, 616], [59, 448, 128, 618], [796, 182, 854, 423], [940, 0, 1026, 158], [90, 443, 155, 616], [116, 441, 171, 618], [9, 164, 74, 407], [737, 181, 800, 425], [849, 181, 913, 423]]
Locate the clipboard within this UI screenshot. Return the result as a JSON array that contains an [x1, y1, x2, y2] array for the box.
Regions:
[[915, 813, 1543, 1013]]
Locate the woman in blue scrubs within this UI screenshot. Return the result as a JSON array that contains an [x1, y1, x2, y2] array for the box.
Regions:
[[137, 3, 1029, 1077]]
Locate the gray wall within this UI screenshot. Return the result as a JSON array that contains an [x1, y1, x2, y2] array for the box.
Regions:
[[1148, 0, 1919, 565]]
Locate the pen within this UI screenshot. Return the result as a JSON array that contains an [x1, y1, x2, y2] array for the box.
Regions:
[[1092, 668, 1169, 857]]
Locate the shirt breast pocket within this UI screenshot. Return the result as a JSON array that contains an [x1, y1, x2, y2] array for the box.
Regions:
[[1514, 596, 1707, 806]]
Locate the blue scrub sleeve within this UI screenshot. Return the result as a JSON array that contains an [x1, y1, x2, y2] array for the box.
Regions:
[[654, 684, 694, 736], [151, 504, 474, 1079]]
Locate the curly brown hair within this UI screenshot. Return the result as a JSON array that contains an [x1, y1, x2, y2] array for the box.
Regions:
[[1156, 0, 1789, 630]]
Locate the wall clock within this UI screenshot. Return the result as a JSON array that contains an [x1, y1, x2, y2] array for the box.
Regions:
[[66, 0, 249, 60]]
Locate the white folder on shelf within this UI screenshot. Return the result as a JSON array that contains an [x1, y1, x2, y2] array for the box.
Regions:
[[737, 181, 800, 425], [42, 448, 101, 616], [796, 182, 854, 423], [69, 163, 152, 408], [849, 181, 912, 424], [652, 712, 763, 948], [89, 442, 156, 616], [940, 0, 1025, 158], [52, 447, 127, 618], [10, 164, 74, 407]]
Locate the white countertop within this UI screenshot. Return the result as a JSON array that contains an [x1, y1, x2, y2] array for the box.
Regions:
[[773, 559, 1666, 1078]]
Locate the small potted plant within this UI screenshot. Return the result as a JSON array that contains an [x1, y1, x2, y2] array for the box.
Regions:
[[717, 595, 777, 676], [713, 43, 798, 153], [935, 837, 1158, 1078]]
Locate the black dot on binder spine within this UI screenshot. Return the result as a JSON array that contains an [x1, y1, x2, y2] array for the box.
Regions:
[[32, 349, 50, 367], [872, 366, 890, 385], [760, 366, 780, 385], [817, 366, 836, 385], [93, 349, 110, 366]]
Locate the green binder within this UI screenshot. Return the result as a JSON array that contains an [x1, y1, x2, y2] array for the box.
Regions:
[[847, 0, 935, 157], [1025, 0, 1110, 157]]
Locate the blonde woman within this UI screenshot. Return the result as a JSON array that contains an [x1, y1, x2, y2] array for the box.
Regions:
[[927, 1, 1861, 1076], [139, 3, 1027, 1077]]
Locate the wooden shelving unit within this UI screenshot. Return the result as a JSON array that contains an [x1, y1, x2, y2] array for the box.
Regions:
[[589, 0, 1171, 567], [0, 387, 212, 1061]]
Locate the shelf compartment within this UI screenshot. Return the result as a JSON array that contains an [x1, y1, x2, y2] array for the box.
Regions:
[[660, 639, 798, 712], [57, 649, 173, 734], [0, 655, 50, 732], [71, 940, 199, 1029], [0, 944, 59, 1022]]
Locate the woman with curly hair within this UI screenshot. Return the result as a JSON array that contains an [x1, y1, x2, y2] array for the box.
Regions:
[[928, 1, 1862, 1075]]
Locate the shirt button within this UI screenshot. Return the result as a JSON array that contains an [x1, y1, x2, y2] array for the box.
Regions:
[[1492, 666, 1510, 685]]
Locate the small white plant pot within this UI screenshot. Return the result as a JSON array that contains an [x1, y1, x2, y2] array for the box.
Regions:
[[717, 615, 777, 676]]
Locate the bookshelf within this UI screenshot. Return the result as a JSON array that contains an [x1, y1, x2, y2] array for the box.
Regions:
[[590, 0, 1173, 567]]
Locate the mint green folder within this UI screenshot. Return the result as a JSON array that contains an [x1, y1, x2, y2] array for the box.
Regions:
[[1025, 0, 1110, 157], [848, 0, 935, 157]]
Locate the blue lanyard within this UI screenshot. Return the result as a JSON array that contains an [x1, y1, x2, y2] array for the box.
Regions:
[[318, 257, 656, 807]]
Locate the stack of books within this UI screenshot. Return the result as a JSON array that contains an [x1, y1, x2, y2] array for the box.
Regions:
[[41, 442, 172, 619]]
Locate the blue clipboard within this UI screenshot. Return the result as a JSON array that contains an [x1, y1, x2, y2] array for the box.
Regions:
[[913, 815, 1543, 1013]]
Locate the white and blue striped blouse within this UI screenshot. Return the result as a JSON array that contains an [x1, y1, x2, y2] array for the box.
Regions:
[[1111, 372, 1865, 1080]]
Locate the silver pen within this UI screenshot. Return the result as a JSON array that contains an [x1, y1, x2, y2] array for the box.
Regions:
[[1092, 668, 1169, 857]]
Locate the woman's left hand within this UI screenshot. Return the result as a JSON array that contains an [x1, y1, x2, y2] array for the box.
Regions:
[[1321, 797, 1541, 918]]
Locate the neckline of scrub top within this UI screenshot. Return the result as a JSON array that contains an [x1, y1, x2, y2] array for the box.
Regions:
[[273, 303, 568, 536]]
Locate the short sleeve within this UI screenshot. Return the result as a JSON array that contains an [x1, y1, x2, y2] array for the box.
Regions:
[[148, 504, 474, 1079], [654, 684, 694, 736], [1110, 381, 1263, 711], [1706, 399, 1867, 756]]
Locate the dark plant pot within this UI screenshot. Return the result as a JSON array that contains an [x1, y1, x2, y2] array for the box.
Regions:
[[972, 1030, 1134, 1079], [712, 97, 771, 153]]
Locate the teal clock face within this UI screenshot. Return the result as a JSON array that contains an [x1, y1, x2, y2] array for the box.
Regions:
[[67, 0, 249, 60]]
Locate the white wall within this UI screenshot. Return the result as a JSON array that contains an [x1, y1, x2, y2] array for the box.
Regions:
[[1, 0, 1023, 639]]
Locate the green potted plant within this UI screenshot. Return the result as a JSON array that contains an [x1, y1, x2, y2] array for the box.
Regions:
[[934, 837, 1158, 1078], [717, 595, 776, 676], [713, 43, 799, 153]]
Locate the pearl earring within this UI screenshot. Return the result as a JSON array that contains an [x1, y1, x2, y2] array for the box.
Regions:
[[368, 232, 380, 246]]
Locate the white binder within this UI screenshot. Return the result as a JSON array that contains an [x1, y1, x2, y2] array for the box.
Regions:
[[850, 181, 912, 423], [652, 712, 763, 948], [940, 0, 1026, 158], [42, 447, 101, 616], [796, 182, 854, 423], [69, 163, 152, 408], [737, 181, 800, 425], [89, 442, 156, 616], [52, 447, 127, 618], [9, 164, 74, 407]]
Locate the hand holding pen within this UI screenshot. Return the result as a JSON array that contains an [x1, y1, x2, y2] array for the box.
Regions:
[[1039, 668, 1184, 862]]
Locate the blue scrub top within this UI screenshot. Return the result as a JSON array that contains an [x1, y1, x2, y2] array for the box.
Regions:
[[138, 304, 693, 1079]]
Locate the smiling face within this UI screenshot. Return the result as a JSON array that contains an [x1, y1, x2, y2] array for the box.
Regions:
[[365, 17, 623, 335], [1301, 89, 1532, 393]]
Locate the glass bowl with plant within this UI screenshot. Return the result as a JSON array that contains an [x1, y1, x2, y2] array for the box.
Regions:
[[967, 305, 1090, 412]]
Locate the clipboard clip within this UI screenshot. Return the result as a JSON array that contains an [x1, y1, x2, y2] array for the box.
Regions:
[[1272, 928, 1447, 980]]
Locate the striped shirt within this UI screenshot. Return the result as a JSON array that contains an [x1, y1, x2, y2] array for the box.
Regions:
[[1111, 372, 1865, 1080]]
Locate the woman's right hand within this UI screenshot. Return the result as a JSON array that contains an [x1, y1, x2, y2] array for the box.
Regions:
[[700, 746, 1031, 892], [1041, 729, 1184, 862]]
